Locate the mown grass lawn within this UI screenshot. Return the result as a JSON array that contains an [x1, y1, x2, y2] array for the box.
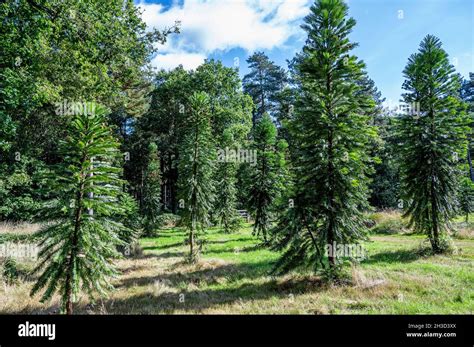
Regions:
[[1, 222, 473, 314]]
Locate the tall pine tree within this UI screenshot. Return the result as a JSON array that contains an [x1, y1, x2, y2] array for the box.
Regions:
[[243, 52, 288, 125], [178, 92, 216, 262], [397, 35, 470, 253], [271, 0, 376, 275], [31, 105, 126, 314]]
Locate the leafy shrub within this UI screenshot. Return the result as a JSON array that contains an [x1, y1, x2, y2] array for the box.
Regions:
[[117, 192, 141, 237], [156, 213, 181, 229], [368, 211, 408, 234], [451, 220, 474, 240], [0, 159, 48, 221], [141, 213, 181, 237], [1, 257, 19, 285], [113, 193, 141, 256]]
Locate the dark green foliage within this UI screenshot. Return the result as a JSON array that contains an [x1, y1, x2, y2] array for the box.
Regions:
[[30, 105, 128, 314], [458, 74, 474, 221], [396, 35, 470, 253], [214, 164, 240, 233], [192, 60, 253, 230], [215, 131, 240, 233], [193, 60, 253, 139], [357, 76, 401, 209], [248, 114, 287, 242], [116, 192, 141, 249], [0, 158, 45, 221], [178, 92, 216, 262], [460, 73, 474, 182], [0, 0, 176, 223], [271, 0, 376, 275], [133, 67, 192, 212], [369, 115, 400, 209], [458, 176, 474, 222], [273, 86, 297, 142]]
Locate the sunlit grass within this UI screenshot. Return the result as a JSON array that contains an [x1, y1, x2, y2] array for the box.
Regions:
[[0, 214, 473, 314]]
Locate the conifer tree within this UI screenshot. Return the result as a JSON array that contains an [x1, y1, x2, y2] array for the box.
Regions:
[[271, 0, 376, 275], [243, 52, 288, 125], [215, 130, 240, 233], [193, 60, 253, 222], [396, 35, 470, 253], [31, 105, 126, 314], [178, 92, 216, 262], [248, 113, 286, 243]]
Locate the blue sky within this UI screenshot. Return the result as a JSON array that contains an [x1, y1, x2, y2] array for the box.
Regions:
[[136, 0, 473, 103]]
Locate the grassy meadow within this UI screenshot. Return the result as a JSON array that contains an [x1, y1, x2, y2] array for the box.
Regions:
[[0, 211, 473, 314]]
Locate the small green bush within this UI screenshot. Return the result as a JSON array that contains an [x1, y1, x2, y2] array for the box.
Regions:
[[143, 213, 182, 236], [156, 213, 181, 229], [369, 211, 408, 234], [1, 257, 19, 285]]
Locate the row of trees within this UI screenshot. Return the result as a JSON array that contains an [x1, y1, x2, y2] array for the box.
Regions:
[[1, 0, 472, 313], [126, 60, 289, 258]]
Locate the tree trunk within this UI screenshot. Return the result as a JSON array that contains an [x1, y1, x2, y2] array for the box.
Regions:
[[189, 226, 195, 261], [65, 272, 73, 315], [65, 182, 84, 315], [326, 73, 336, 270], [430, 179, 440, 253], [327, 123, 336, 268]]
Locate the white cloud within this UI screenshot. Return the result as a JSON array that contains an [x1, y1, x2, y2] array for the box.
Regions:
[[137, 0, 311, 70], [151, 52, 206, 70]]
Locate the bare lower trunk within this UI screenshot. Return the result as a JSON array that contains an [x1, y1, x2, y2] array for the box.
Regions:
[[430, 172, 440, 253], [65, 272, 73, 315], [189, 228, 194, 257], [327, 129, 336, 269]]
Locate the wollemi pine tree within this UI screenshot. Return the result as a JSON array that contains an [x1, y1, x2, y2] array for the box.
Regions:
[[31, 105, 127, 314], [248, 113, 287, 243], [178, 92, 216, 262], [397, 35, 470, 253], [215, 129, 240, 233], [271, 0, 376, 276]]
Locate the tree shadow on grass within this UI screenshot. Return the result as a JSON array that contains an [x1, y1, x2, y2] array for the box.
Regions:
[[142, 241, 185, 251], [138, 251, 185, 260], [116, 260, 275, 290], [143, 233, 182, 239], [203, 243, 265, 255], [363, 248, 426, 265], [141, 237, 254, 252], [97, 274, 329, 314], [203, 237, 256, 245]]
